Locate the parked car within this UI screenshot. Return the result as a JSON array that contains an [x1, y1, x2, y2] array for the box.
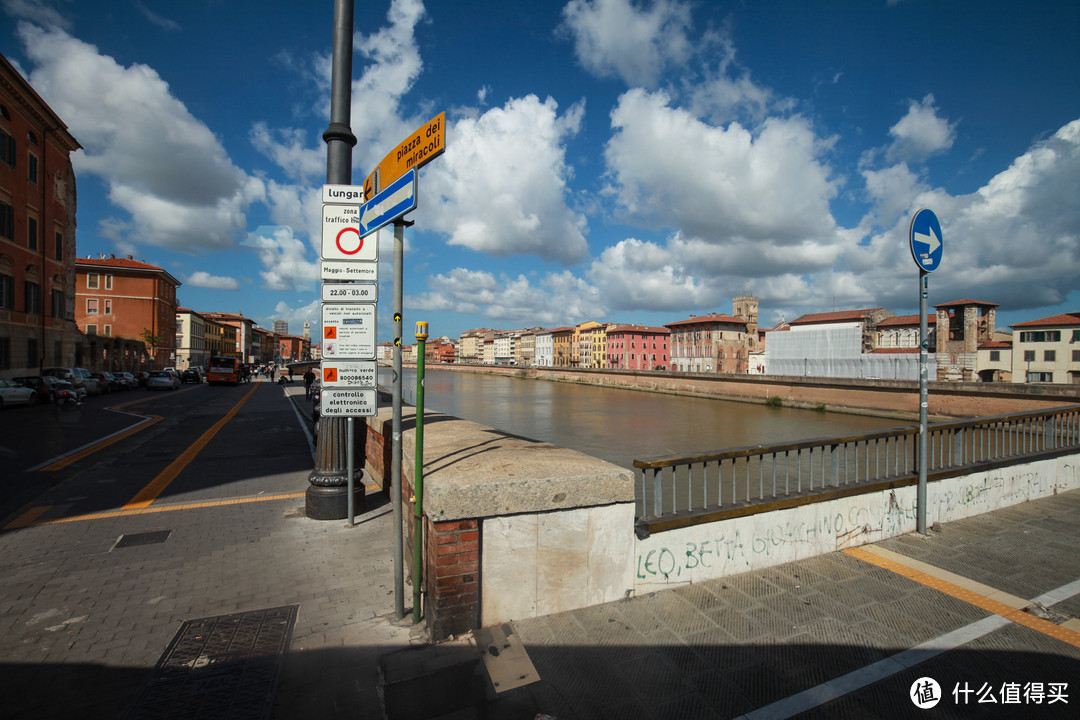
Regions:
[[132, 371, 150, 387], [180, 369, 201, 384], [42, 367, 89, 398], [88, 372, 116, 394], [117, 372, 139, 390], [13, 375, 67, 403], [0, 377, 38, 407], [146, 370, 180, 391]]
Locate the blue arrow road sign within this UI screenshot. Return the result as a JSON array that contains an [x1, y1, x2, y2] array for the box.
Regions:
[[909, 208, 943, 273], [358, 168, 417, 238]]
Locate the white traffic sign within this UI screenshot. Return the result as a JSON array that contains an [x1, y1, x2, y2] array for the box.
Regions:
[[321, 259, 378, 282], [321, 388, 377, 417], [321, 360, 377, 388], [322, 204, 378, 262], [322, 283, 378, 303], [321, 303, 376, 359], [357, 169, 417, 238]]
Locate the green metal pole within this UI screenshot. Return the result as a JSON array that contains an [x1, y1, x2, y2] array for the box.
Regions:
[[412, 322, 428, 623]]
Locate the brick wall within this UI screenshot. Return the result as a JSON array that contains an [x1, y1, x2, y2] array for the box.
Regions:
[[424, 518, 480, 639]]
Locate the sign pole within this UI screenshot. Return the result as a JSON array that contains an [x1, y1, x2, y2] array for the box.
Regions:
[[918, 270, 929, 534], [308, 0, 363, 521], [392, 221, 406, 619], [909, 207, 942, 536]]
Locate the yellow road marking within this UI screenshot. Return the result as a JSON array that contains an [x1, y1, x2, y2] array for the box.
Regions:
[[39, 415, 164, 471], [3, 505, 53, 530], [124, 383, 259, 509], [843, 546, 1080, 649], [6, 493, 307, 528]]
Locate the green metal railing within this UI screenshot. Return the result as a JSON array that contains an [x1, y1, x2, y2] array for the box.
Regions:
[[634, 405, 1080, 525]]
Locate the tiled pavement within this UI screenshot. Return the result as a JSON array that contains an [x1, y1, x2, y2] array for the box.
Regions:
[[2, 379, 1078, 718]]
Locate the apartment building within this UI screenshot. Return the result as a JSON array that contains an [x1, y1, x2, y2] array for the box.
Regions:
[[666, 313, 754, 374], [458, 328, 492, 364], [551, 327, 574, 367], [0, 53, 83, 374], [533, 330, 553, 367], [935, 299, 997, 381], [75, 256, 181, 369], [176, 307, 209, 371], [1010, 312, 1080, 384], [607, 325, 670, 370], [203, 311, 260, 363]]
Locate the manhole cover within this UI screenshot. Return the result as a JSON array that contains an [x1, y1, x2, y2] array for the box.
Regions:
[[124, 605, 298, 719], [114, 530, 172, 549]]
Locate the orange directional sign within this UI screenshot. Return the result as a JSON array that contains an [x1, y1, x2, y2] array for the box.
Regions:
[[364, 111, 445, 200]]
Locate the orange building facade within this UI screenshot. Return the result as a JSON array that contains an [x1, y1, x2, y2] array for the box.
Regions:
[[74, 257, 181, 369], [0, 53, 84, 374]]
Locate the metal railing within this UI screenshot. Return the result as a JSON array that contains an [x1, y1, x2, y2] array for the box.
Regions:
[[634, 405, 1080, 523]]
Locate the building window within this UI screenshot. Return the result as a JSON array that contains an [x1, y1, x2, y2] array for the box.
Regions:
[[0, 273, 14, 309], [27, 152, 38, 184], [105, 275, 113, 290], [27, 337, 37, 367], [87, 274, 99, 289], [54, 340, 62, 365], [0, 336, 8, 369], [86, 324, 97, 335], [28, 216, 37, 250], [103, 325, 112, 337], [55, 231, 63, 261], [51, 288, 64, 318], [87, 298, 98, 314], [1024, 350, 1035, 362], [0, 200, 13, 240], [1044, 350, 1056, 362], [1026, 371, 1053, 383], [0, 127, 14, 167], [1073, 350, 1080, 362], [989, 350, 1000, 362], [25, 281, 42, 314], [1019, 330, 1061, 342], [104, 298, 112, 314]]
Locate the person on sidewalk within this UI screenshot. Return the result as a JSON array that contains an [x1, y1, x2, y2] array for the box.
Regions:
[[303, 368, 316, 400]]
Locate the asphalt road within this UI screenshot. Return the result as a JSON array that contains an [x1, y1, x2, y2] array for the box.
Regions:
[[0, 380, 308, 524]]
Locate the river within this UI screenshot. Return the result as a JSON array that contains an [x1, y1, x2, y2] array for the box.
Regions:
[[381, 367, 901, 471]]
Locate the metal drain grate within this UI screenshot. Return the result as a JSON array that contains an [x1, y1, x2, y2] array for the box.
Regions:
[[114, 530, 172, 549], [124, 605, 298, 720]]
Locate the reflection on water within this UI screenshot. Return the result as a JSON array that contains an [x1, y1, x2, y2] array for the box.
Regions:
[[384, 368, 900, 470]]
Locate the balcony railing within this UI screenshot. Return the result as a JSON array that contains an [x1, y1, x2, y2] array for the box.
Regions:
[[634, 405, 1080, 533]]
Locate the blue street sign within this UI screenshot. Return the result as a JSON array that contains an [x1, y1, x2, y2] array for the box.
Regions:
[[358, 168, 417, 238], [909, 208, 943, 273]]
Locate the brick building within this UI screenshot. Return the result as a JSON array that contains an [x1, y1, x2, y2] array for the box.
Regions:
[[75, 256, 180, 369], [0, 53, 83, 374]]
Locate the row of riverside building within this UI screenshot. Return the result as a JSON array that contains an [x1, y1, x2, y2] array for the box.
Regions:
[[1, 53, 309, 376], [383, 295, 1080, 385]]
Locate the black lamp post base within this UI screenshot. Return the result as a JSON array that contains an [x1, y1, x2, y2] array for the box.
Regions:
[[305, 483, 365, 520]]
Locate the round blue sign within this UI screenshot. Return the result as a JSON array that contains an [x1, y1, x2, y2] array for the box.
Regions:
[[909, 208, 943, 272]]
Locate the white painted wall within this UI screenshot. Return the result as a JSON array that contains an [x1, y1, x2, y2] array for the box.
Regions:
[[478, 453, 1079, 624]]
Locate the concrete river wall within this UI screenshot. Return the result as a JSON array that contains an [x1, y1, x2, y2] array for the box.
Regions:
[[360, 381, 1080, 641]]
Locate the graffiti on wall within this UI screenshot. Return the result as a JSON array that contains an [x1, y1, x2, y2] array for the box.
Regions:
[[635, 459, 1074, 585]]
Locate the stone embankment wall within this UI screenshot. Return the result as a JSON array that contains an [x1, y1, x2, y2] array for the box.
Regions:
[[404, 363, 1080, 419], [361, 389, 1080, 641]]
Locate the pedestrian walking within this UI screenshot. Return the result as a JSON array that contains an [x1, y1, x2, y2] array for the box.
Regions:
[[303, 368, 316, 400]]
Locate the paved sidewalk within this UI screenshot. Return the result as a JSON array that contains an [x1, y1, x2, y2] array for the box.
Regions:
[[2, 376, 1078, 719]]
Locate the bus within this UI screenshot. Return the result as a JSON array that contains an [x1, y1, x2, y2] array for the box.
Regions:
[[207, 355, 239, 384]]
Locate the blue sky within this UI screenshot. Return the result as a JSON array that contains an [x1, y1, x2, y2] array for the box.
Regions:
[[3, 0, 1079, 343]]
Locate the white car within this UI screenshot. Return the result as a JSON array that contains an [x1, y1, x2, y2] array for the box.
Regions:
[[0, 377, 39, 407], [146, 370, 180, 391]]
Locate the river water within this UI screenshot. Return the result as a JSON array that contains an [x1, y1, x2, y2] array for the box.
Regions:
[[382, 368, 902, 471]]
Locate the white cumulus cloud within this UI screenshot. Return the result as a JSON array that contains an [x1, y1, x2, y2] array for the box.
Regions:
[[186, 271, 240, 290], [887, 94, 956, 162]]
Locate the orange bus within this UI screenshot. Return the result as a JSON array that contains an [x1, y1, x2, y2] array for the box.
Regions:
[[207, 355, 239, 384]]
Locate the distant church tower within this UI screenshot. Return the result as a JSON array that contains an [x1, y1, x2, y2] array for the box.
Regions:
[[303, 320, 310, 342]]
